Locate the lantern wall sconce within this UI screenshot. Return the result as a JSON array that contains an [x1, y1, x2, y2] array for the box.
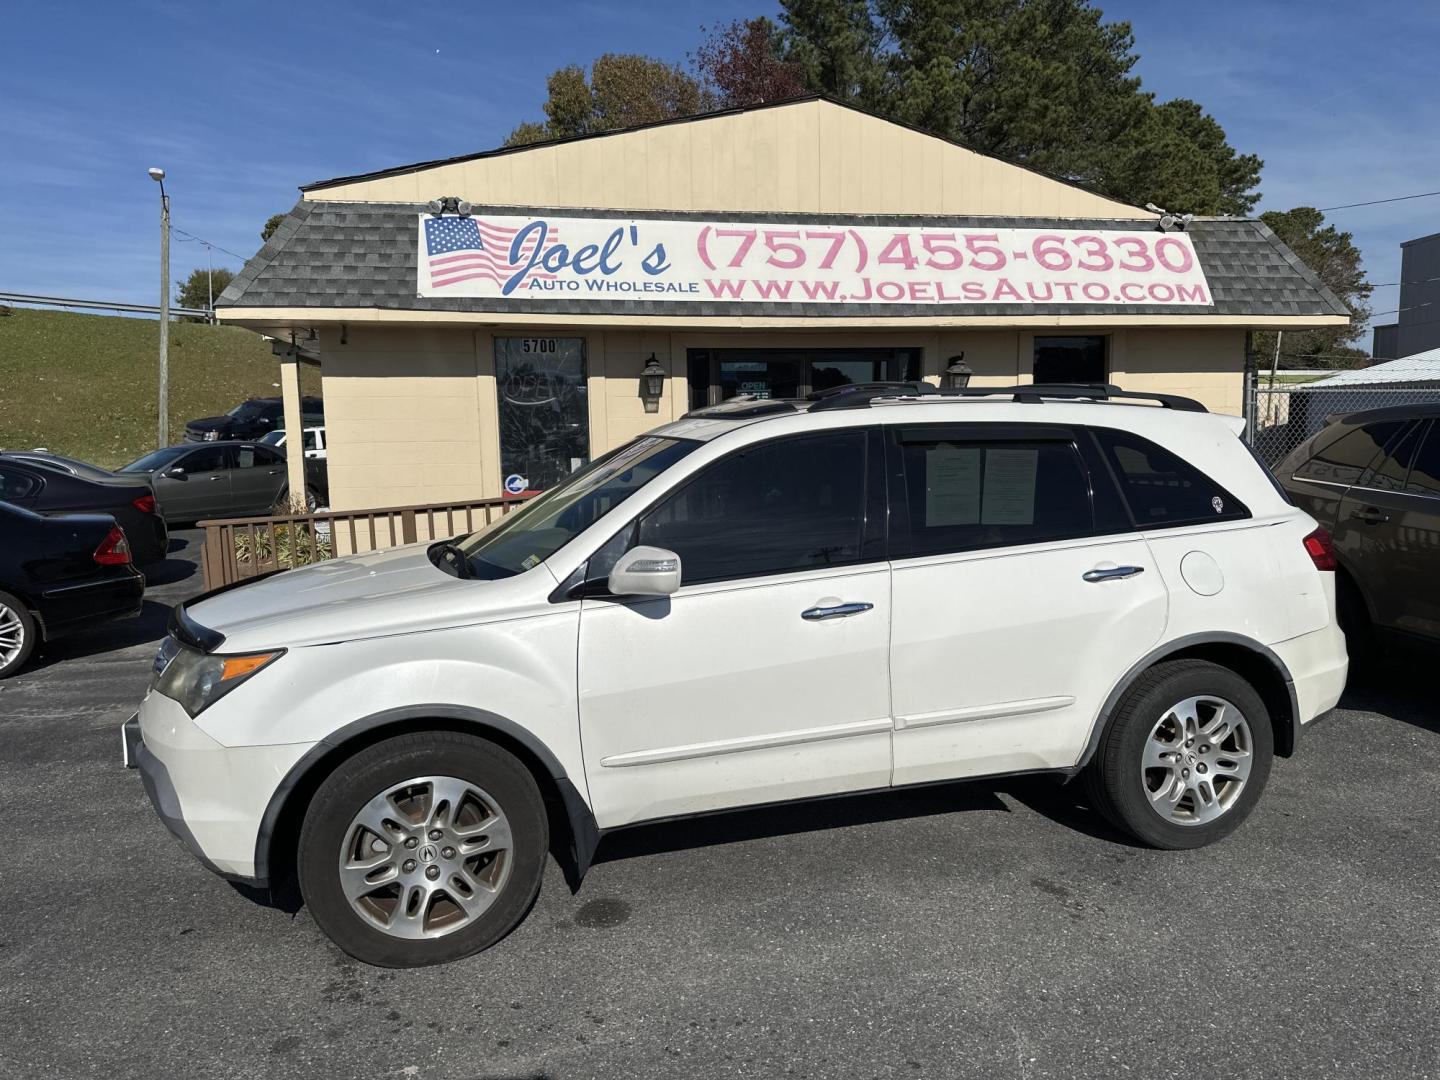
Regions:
[[945, 353, 973, 389], [640, 354, 666, 413]]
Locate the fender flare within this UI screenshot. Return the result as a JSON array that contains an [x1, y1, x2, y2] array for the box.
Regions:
[[252, 704, 600, 887], [1072, 632, 1300, 773]]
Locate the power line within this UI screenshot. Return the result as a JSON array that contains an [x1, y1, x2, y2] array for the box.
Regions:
[[171, 227, 250, 263], [1318, 189, 1440, 212]]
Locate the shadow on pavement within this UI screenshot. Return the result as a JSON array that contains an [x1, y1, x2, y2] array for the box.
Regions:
[[593, 780, 1015, 867], [30, 598, 174, 669], [1339, 654, 1439, 736], [143, 554, 201, 588]]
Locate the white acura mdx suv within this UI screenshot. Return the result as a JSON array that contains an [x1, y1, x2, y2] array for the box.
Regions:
[[124, 383, 1347, 967]]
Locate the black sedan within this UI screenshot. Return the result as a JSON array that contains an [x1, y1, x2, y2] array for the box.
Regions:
[[0, 453, 168, 563], [0, 500, 145, 678], [1277, 403, 1440, 659], [184, 396, 324, 443], [118, 441, 325, 524]]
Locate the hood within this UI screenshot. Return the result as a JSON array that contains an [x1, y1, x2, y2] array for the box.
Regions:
[[185, 543, 557, 651], [186, 415, 237, 431]]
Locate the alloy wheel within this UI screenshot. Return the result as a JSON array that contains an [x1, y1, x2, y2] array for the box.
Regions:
[[1141, 695, 1253, 826], [337, 775, 513, 940], [0, 602, 25, 671]]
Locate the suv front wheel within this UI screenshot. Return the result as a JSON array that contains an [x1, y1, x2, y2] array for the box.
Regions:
[[297, 732, 548, 967], [1084, 660, 1274, 849]]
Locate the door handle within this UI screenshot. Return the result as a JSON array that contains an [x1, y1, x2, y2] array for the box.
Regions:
[[1082, 565, 1145, 583], [801, 602, 874, 621], [208, 476, 224, 482], [1351, 506, 1390, 525]]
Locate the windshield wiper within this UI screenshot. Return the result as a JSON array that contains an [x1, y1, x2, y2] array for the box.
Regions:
[[428, 539, 473, 579]]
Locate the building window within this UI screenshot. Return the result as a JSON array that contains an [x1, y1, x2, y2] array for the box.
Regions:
[[495, 336, 589, 495], [687, 347, 921, 407], [1033, 335, 1106, 385]]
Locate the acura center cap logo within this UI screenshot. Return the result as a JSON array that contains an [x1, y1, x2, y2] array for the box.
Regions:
[[419, 845, 438, 863]]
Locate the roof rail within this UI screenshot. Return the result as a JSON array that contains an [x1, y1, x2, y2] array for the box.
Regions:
[[807, 381, 937, 401], [969, 383, 1208, 412], [684, 397, 799, 419], [808, 382, 1208, 413]]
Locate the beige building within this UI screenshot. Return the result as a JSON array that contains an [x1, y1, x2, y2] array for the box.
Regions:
[[215, 97, 1348, 512]]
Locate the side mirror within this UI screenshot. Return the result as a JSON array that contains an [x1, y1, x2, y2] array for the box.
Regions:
[[165, 467, 186, 478], [607, 546, 682, 597]]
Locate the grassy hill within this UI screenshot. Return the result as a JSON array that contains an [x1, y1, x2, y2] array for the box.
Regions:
[[0, 308, 321, 469]]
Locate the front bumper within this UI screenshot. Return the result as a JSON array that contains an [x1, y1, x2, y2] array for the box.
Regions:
[[123, 693, 311, 885]]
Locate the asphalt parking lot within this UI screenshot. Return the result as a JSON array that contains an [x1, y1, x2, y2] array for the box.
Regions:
[[1, 531, 1437, 1080]]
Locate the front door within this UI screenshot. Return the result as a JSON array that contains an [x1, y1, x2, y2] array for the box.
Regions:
[[885, 424, 1168, 785], [578, 428, 893, 828], [1336, 419, 1440, 640], [160, 446, 232, 521]]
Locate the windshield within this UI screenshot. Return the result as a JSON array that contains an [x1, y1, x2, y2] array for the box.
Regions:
[[227, 401, 267, 420], [119, 447, 188, 473], [450, 436, 698, 580]]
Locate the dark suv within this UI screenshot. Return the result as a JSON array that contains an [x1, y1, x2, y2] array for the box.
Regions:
[[185, 397, 323, 443], [1278, 404, 1440, 654]]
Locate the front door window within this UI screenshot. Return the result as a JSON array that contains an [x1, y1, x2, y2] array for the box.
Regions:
[[496, 336, 589, 495]]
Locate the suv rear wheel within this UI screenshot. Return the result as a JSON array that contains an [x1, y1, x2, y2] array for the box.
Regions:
[[1084, 659, 1274, 849], [297, 732, 548, 967]]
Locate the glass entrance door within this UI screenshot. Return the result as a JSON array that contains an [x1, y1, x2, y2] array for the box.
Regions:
[[689, 348, 922, 409], [496, 336, 589, 496]]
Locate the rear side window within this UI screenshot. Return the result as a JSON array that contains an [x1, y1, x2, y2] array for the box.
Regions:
[[638, 430, 871, 584], [0, 466, 41, 500], [1293, 421, 1406, 487], [1405, 422, 1440, 497], [891, 434, 1093, 557], [1358, 422, 1421, 492], [1094, 429, 1248, 527]]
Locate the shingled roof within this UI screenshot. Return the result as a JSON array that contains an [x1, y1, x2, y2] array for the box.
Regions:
[[217, 200, 1350, 321]]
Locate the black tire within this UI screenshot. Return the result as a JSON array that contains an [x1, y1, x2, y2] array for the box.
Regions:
[[297, 732, 548, 967], [0, 590, 37, 679], [304, 486, 321, 512], [1083, 659, 1274, 849], [1336, 572, 1375, 674]]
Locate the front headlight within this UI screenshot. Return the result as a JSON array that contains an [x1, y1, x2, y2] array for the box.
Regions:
[[204, 430, 219, 441], [152, 640, 284, 717]]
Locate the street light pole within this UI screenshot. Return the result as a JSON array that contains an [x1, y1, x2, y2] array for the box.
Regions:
[[149, 167, 170, 448]]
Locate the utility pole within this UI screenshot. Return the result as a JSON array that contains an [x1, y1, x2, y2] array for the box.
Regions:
[[206, 242, 214, 323], [149, 167, 170, 447]]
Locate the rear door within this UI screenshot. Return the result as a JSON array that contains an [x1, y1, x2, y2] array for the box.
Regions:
[[1283, 418, 1411, 530], [886, 423, 1168, 785], [229, 444, 286, 513], [1337, 420, 1440, 640]]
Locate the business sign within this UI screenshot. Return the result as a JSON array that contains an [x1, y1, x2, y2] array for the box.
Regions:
[[418, 214, 1212, 307]]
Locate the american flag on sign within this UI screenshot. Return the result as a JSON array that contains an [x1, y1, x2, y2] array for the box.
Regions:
[[423, 217, 561, 290]]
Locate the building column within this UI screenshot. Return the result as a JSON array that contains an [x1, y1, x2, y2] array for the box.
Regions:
[[278, 348, 307, 510]]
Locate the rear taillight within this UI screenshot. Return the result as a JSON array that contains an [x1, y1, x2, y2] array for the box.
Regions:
[[132, 493, 157, 514], [1303, 527, 1336, 571], [93, 526, 132, 566]]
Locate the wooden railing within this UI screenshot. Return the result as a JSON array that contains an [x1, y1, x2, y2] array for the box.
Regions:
[[197, 496, 532, 590]]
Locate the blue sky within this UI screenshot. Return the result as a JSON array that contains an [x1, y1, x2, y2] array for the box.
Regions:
[[2, 0, 1436, 341]]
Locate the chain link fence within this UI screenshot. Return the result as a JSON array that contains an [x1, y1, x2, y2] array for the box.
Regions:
[[1247, 383, 1440, 466]]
